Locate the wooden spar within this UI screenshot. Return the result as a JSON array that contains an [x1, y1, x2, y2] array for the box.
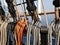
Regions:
[[39, 12, 55, 15], [20, 11, 55, 17]]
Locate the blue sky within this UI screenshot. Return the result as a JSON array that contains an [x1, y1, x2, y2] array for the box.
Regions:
[[16, 0, 38, 14], [1, 0, 54, 14], [1, 0, 55, 26], [40, 0, 55, 26], [10, 0, 55, 26], [43, 0, 54, 11]]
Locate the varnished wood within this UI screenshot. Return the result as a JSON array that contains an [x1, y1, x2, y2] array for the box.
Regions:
[[19, 11, 55, 17]]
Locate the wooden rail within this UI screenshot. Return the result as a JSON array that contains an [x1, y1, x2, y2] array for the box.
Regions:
[[20, 11, 55, 17], [39, 12, 55, 15]]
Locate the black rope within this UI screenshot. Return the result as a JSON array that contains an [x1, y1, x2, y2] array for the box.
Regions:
[[53, 0, 60, 7], [6, 0, 17, 21], [15, 2, 26, 6], [26, 0, 37, 20], [0, 2, 5, 21]]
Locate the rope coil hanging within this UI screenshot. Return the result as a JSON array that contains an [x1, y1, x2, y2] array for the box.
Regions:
[[41, 0, 52, 45]]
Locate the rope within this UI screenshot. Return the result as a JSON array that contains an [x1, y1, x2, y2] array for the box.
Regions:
[[14, 0, 26, 20], [20, 0, 26, 19], [41, 0, 49, 28], [14, 0, 21, 21], [41, 1, 52, 45], [14, 1, 18, 14], [23, 0, 26, 12]]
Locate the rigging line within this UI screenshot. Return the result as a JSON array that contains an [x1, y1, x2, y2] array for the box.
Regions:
[[23, 0, 26, 12], [36, 0, 40, 21], [14, 0, 22, 20], [41, 0, 49, 28], [14, 0, 19, 14], [23, 0, 27, 18], [20, 0, 26, 19]]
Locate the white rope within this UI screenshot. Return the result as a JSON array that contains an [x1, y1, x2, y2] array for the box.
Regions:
[[20, 0, 26, 19], [41, 0, 52, 45], [23, 0, 26, 12]]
